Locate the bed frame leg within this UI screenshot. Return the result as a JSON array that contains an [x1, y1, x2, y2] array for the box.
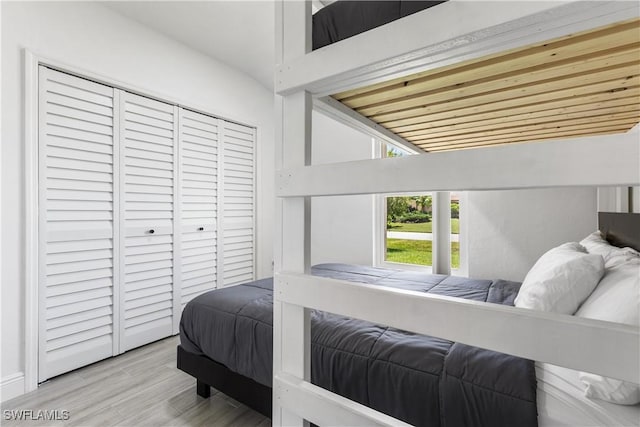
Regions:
[[196, 379, 211, 398]]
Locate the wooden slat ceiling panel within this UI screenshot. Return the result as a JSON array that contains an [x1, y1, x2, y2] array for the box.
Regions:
[[333, 18, 640, 152]]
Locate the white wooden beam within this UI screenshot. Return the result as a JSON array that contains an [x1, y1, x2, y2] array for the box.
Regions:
[[276, 1, 639, 96], [277, 132, 640, 197], [313, 96, 421, 154], [275, 273, 640, 383], [274, 2, 312, 426], [274, 373, 413, 427]]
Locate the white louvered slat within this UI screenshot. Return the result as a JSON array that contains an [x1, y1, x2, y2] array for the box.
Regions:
[[222, 122, 256, 287], [46, 102, 113, 126], [120, 91, 176, 352], [179, 109, 218, 307], [39, 67, 115, 382], [183, 267, 217, 282], [46, 277, 113, 297]]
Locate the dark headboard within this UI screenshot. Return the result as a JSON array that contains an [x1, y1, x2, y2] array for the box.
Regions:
[[598, 212, 640, 252]]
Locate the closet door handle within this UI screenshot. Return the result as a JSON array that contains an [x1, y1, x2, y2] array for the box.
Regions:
[[198, 227, 204, 231], [148, 229, 155, 234]]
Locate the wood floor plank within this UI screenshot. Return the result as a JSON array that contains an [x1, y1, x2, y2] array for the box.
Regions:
[[1, 336, 267, 427]]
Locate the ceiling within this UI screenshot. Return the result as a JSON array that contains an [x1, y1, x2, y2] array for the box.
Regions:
[[103, 1, 275, 89]]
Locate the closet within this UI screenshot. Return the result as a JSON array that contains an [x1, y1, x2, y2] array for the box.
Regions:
[[38, 66, 255, 381]]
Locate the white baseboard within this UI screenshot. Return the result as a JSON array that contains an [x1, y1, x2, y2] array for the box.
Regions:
[[1, 372, 25, 402]]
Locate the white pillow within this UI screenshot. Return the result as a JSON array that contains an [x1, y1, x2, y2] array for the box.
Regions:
[[576, 257, 640, 405], [578, 374, 640, 406], [580, 231, 640, 268], [576, 258, 640, 325], [515, 242, 605, 314]]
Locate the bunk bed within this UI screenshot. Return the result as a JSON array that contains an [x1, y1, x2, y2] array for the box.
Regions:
[[179, 1, 639, 426], [271, 1, 639, 426]]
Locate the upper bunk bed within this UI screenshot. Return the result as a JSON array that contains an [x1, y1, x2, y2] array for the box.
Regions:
[[278, 0, 640, 155]]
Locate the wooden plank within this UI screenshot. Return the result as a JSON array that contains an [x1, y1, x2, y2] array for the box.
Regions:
[[371, 73, 640, 123], [338, 21, 639, 106], [397, 102, 640, 138], [384, 86, 640, 129], [419, 128, 632, 152], [275, 273, 640, 383], [424, 129, 624, 153], [355, 56, 640, 117], [275, 132, 639, 197], [409, 116, 639, 145]]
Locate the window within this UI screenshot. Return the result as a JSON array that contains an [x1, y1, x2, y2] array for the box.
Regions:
[[386, 193, 435, 267], [378, 146, 463, 273]]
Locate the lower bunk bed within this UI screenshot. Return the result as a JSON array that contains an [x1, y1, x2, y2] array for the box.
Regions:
[[177, 213, 640, 427]]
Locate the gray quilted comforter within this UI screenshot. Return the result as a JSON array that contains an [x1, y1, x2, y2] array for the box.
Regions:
[[180, 263, 537, 427]]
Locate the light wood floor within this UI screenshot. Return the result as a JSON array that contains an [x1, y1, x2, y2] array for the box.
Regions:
[[1, 336, 269, 427]]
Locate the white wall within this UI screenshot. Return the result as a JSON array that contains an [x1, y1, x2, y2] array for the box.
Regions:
[[311, 112, 375, 266], [310, 112, 599, 280], [466, 187, 597, 282], [1, 1, 274, 399]]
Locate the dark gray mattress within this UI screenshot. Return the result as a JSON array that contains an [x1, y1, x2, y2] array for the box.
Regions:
[[312, 1, 447, 50], [180, 263, 537, 427]]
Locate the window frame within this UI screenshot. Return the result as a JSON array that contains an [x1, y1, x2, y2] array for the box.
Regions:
[[373, 143, 467, 275]]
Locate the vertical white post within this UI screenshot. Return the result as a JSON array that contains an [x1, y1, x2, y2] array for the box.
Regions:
[[274, 1, 312, 426], [432, 191, 451, 275]]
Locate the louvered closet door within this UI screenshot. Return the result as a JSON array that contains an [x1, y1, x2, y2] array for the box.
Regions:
[[120, 92, 177, 351], [221, 122, 256, 286], [179, 110, 218, 309], [38, 67, 116, 381]]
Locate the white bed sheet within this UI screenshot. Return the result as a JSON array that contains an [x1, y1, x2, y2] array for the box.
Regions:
[[537, 362, 640, 427]]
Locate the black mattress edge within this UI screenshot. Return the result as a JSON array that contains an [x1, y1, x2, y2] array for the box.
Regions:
[[312, 0, 447, 50]]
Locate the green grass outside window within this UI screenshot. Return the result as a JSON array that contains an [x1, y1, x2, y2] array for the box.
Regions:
[[386, 239, 460, 269]]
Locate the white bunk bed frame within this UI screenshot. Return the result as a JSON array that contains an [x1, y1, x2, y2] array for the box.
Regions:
[[273, 1, 640, 426]]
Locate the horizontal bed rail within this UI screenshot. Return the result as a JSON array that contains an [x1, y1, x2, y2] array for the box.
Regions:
[[275, 272, 640, 384], [274, 372, 412, 427], [277, 132, 640, 197], [276, 1, 639, 96]]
